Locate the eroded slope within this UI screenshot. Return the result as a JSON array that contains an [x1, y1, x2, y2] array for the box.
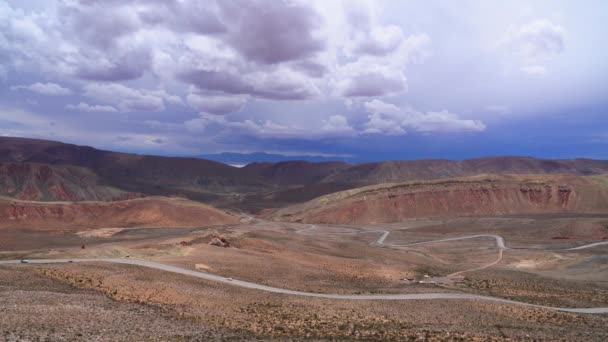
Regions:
[[0, 196, 238, 229], [272, 174, 608, 224], [0, 162, 135, 201]]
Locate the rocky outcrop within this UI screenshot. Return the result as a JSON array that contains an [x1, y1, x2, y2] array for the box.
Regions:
[[208, 236, 230, 248], [271, 174, 608, 224]]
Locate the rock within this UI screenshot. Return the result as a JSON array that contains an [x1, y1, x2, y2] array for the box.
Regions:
[[209, 236, 230, 248]]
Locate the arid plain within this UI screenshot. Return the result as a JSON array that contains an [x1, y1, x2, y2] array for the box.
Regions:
[[2, 214, 608, 340], [1, 138, 608, 341]]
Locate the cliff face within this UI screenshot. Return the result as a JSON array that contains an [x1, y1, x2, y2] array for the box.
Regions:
[[272, 174, 608, 224], [0, 197, 239, 230]]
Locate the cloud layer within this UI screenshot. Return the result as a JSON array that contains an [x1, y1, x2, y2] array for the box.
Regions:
[[0, 0, 603, 160], [11, 82, 72, 96]]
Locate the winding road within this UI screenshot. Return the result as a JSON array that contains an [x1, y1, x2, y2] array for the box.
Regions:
[[299, 224, 608, 278], [2, 223, 607, 314], [1, 257, 607, 314]]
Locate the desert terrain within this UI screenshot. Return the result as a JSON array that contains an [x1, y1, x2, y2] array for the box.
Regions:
[[2, 213, 608, 340], [1, 138, 608, 341]]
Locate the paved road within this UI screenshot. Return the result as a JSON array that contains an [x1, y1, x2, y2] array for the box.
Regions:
[[298, 225, 606, 278], [1, 258, 606, 314], [565, 241, 608, 250], [373, 230, 391, 245], [371, 232, 507, 278], [3, 224, 606, 314]]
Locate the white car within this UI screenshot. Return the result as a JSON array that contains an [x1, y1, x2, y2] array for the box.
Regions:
[[226, 277, 233, 281]]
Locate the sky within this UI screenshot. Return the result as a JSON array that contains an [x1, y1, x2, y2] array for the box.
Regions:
[[1, 0, 607, 162]]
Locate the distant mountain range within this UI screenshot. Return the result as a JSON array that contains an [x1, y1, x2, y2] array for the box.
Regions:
[[2, 136, 608, 212], [195, 152, 353, 165]]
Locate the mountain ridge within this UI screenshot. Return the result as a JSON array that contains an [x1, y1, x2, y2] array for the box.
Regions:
[[270, 173, 608, 224], [2, 137, 608, 210]]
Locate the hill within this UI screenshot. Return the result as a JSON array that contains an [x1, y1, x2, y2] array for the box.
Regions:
[[0, 137, 266, 202], [0, 196, 239, 230], [3, 137, 608, 211], [270, 174, 608, 224], [0, 162, 135, 201], [322, 157, 608, 184], [196, 152, 352, 164]]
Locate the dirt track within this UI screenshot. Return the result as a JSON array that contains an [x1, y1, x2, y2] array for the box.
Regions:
[[3, 225, 607, 314]]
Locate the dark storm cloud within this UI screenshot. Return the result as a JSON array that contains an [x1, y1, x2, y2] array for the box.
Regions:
[[217, 0, 325, 64], [180, 70, 252, 95], [75, 48, 152, 82], [187, 92, 246, 115], [137, 0, 227, 35], [10, 0, 604, 160], [341, 72, 406, 97], [58, 1, 139, 50], [291, 61, 328, 78], [252, 76, 319, 100], [179, 69, 318, 100], [49, 0, 223, 83]]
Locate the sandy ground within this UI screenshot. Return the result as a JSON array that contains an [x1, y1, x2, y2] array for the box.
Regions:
[[1, 214, 607, 340]]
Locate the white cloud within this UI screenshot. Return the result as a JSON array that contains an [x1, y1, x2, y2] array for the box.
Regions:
[[364, 99, 401, 116], [180, 66, 321, 101], [504, 19, 565, 60], [149, 90, 185, 106], [363, 99, 486, 135], [1, 0, 510, 156], [187, 92, 246, 115], [363, 112, 407, 135], [337, 67, 407, 97], [348, 25, 405, 56], [0, 0, 433, 111], [186, 112, 356, 140], [335, 33, 430, 98], [184, 99, 484, 142], [502, 19, 565, 75], [320, 115, 357, 137], [521, 65, 547, 75], [11, 82, 72, 95], [408, 110, 486, 133], [66, 102, 118, 113], [83, 83, 165, 112]]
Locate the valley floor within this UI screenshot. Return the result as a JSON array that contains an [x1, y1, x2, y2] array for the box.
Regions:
[[1, 214, 608, 340]]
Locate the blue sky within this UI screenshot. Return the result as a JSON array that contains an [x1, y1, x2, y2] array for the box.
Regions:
[[1, 0, 607, 161]]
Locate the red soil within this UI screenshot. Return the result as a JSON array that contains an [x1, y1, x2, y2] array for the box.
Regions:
[[273, 174, 608, 224], [0, 197, 238, 230]]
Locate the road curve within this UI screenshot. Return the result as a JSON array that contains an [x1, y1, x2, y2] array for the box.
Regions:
[[373, 232, 507, 278], [298, 225, 606, 279], [1, 258, 606, 314]]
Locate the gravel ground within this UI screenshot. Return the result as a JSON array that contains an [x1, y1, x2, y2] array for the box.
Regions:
[[2, 263, 606, 341], [0, 267, 249, 341]]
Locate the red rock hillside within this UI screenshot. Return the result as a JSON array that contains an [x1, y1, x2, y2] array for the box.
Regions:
[[271, 174, 608, 224], [0, 197, 239, 230]]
